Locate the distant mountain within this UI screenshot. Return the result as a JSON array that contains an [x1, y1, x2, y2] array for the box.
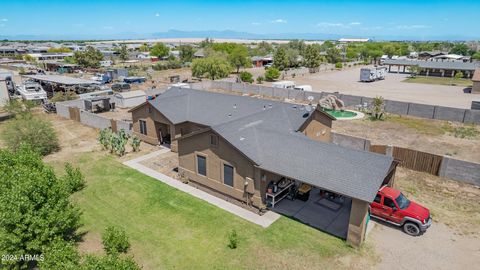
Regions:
[[0, 29, 477, 41]]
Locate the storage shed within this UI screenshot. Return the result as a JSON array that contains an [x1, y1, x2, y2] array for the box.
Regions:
[[113, 90, 146, 108]]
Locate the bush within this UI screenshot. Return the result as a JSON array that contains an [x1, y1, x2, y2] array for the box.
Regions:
[[131, 135, 141, 152], [1, 116, 60, 156], [264, 67, 280, 81], [82, 254, 141, 270], [50, 91, 79, 103], [63, 163, 86, 193], [102, 226, 131, 255], [227, 230, 238, 249], [39, 240, 80, 270], [256, 76, 264, 84], [152, 59, 182, 71], [335, 62, 343, 69], [239, 71, 254, 83]]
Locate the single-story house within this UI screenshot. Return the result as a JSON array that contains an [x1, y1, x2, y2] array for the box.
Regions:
[[473, 68, 480, 94], [113, 90, 146, 108], [129, 88, 395, 246]]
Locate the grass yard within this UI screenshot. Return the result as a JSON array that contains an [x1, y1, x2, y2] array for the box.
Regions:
[[49, 152, 373, 270], [403, 76, 473, 87]]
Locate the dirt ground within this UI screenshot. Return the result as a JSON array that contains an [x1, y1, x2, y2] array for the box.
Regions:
[[332, 116, 480, 163], [2, 115, 479, 269], [266, 66, 479, 109], [369, 167, 480, 270]]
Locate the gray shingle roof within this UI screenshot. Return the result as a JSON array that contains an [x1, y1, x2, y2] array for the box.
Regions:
[[152, 87, 393, 202], [383, 59, 479, 71]]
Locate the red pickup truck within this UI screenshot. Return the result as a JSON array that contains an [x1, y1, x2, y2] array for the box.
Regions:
[[370, 186, 432, 236]]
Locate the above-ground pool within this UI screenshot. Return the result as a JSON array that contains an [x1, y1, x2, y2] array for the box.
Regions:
[[323, 109, 364, 120]]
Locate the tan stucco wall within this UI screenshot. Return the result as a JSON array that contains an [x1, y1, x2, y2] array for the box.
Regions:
[[346, 198, 369, 247], [473, 81, 480, 94], [300, 110, 333, 142], [131, 103, 206, 151], [178, 131, 263, 207]]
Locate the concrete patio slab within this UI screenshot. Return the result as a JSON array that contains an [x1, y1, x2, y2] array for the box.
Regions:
[[123, 148, 281, 228]]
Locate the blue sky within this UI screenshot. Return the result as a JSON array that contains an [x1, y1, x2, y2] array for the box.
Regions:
[[0, 0, 479, 39]]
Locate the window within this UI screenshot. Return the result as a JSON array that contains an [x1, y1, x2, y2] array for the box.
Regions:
[[139, 120, 147, 135], [210, 134, 218, 146], [197, 155, 207, 176], [374, 194, 382, 203], [383, 197, 396, 208], [395, 193, 411, 210], [223, 164, 234, 187]]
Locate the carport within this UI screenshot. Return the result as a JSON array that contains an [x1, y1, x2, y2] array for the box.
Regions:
[[254, 131, 396, 246]]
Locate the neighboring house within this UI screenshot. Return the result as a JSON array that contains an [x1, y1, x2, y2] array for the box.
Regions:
[[113, 90, 146, 108], [193, 48, 205, 58], [472, 68, 480, 94], [130, 87, 394, 246]]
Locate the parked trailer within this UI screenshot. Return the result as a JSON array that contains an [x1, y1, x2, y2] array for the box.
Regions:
[[360, 68, 376, 82], [375, 66, 387, 80]]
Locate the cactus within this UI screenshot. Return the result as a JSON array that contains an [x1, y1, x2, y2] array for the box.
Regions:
[[131, 135, 141, 152], [99, 128, 112, 150]]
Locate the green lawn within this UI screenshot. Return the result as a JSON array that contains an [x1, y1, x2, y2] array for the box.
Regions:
[[50, 153, 366, 270], [403, 76, 473, 87]]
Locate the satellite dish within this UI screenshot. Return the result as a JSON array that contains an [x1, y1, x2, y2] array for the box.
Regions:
[[307, 96, 314, 102], [305, 105, 312, 112]]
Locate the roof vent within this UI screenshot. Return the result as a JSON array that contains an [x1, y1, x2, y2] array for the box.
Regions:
[[239, 137, 245, 141], [233, 103, 237, 109], [228, 113, 232, 117], [263, 105, 266, 110], [268, 103, 272, 108], [292, 105, 297, 109]]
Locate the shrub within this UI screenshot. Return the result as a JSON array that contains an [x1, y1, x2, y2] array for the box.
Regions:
[[50, 91, 78, 103], [227, 229, 238, 249], [256, 76, 264, 84], [370, 96, 385, 120], [239, 71, 254, 83], [82, 254, 141, 270], [452, 125, 478, 139], [335, 62, 343, 69], [1, 116, 60, 156], [38, 240, 80, 270], [152, 59, 182, 71], [63, 163, 85, 193], [102, 226, 131, 255], [264, 67, 280, 81]]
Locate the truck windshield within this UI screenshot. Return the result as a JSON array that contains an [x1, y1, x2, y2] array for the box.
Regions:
[[395, 193, 410, 209]]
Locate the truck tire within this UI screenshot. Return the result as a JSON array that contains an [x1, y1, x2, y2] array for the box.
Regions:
[[403, 222, 420, 236]]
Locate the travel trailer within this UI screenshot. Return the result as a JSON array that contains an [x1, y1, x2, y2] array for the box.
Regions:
[[272, 81, 295, 89]]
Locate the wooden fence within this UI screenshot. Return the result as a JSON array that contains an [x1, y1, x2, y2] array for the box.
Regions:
[[370, 145, 443, 175]]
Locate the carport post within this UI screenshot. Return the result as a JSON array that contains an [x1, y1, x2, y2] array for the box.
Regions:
[[346, 198, 369, 247]]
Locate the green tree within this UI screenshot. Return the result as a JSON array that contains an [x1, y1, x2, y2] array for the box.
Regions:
[[472, 52, 480, 60], [273, 47, 288, 70], [179, 45, 195, 63], [0, 146, 82, 269], [409, 65, 421, 77], [383, 44, 396, 57], [149, 43, 170, 58], [63, 163, 86, 193], [368, 49, 383, 64], [139, 43, 149, 52], [265, 67, 280, 81], [38, 240, 81, 270], [228, 45, 251, 73], [191, 56, 232, 80], [74, 46, 104, 68], [239, 71, 254, 83], [117, 44, 129, 62], [325, 47, 341, 63], [449, 43, 470, 55], [285, 48, 300, 68], [303, 44, 322, 68], [47, 47, 72, 53], [102, 226, 131, 255]]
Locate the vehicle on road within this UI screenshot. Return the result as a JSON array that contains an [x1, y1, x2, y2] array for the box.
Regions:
[[370, 186, 431, 236]]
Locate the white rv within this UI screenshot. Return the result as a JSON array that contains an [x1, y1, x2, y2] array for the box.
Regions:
[[294, 85, 313, 91], [272, 81, 295, 89], [15, 81, 47, 102], [360, 67, 387, 82]]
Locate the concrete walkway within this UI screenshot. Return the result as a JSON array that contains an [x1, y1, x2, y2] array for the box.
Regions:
[[123, 148, 281, 228]]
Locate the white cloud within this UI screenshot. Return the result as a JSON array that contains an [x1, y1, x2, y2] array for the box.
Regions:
[[316, 22, 347, 28], [155, 13, 160, 17], [271, 19, 287, 24], [251, 22, 261, 26], [1, 18, 7, 22], [396, 24, 430, 30], [350, 22, 361, 25]]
